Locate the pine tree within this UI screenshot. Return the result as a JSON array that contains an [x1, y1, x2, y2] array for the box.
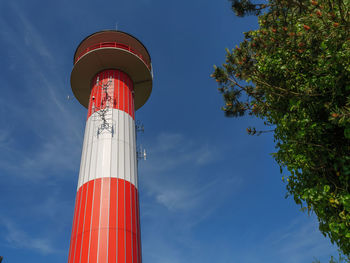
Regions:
[[212, 0, 350, 257]]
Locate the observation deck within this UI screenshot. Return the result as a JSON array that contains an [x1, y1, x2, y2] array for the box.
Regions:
[[71, 30, 153, 110]]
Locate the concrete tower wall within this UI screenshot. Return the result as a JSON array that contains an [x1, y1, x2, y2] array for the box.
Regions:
[[68, 69, 141, 263]]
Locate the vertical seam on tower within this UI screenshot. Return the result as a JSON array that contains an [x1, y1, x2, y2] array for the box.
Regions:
[[105, 70, 113, 262], [68, 190, 79, 263], [138, 191, 142, 263], [91, 71, 102, 263], [116, 69, 120, 262], [87, 81, 95, 185], [128, 76, 134, 263], [85, 78, 96, 263], [77, 77, 95, 261], [78, 182, 89, 263], [133, 121, 138, 263], [72, 186, 83, 263], [134, 187, 138, 263], [123, 72, 127, 263], [132, 78, 139, 263], [87, 180, 95, 263], [96, 70, 106, 263], [132, 118, 137, 263]]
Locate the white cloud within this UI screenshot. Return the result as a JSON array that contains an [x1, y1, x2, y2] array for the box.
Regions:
[[143, 132, 218, 174], [0, 218, 59, 255], [8, 2, 53, 62], [139, 132, 242, 227], [0, 2, 83, 179], [0, 130, 12, 148], [260, 216, 338, 263]]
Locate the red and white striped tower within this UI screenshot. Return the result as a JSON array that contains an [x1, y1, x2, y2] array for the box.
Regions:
[[68, 30, 152, 263]]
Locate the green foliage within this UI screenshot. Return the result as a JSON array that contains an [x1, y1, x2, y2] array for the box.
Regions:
[[212, 0, 350, 257], [313, 251, 350, 262], [230, 0, 267, 16]]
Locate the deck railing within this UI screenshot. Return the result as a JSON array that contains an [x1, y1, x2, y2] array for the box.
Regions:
[[75, 42, 151, 70]]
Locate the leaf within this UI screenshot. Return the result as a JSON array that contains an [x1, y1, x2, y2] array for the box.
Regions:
[[324, 185, 330, 193], [344, 127, 350, 139], [320, 41, 327, 50]]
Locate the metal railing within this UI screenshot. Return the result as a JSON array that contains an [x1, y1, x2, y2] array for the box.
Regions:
[[75, 42, 151, 70]]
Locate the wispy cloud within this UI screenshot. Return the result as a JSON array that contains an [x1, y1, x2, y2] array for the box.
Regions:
[[139, 132, 337, 263], [254, 216, 339, 263], [0, 218, 59, 255], [0, 2, 53, 62], [0, 130, 12, 148], [0, 2, 83, 179], [142, 132, 218, 174], [140, 132, 241, 225]]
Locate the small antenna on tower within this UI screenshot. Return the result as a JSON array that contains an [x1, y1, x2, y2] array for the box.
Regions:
[[135, 120, 144, 133], [137, 145, 147, 161], [143, 149, 147, 160], [67, 95, 75, 101], [93, 76, 115, 137]]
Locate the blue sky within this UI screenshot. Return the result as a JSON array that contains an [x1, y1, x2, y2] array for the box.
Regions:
[[0, 0, 340, 262]]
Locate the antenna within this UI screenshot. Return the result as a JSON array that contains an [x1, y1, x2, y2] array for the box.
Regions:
[[135, 120, 144, 133], [135, 121, 146, 161], [137, 145, 147, 161], [67, 95, 75, 101], [93, 77, 115, 137], [143, 149, 147, 160]]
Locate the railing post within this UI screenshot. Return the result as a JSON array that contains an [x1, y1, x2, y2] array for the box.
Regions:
[[75, 42, 151, 71]]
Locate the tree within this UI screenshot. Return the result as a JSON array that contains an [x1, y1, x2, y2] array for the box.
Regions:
[[212, 0, 350, 257], [313, 251, 350, 262]]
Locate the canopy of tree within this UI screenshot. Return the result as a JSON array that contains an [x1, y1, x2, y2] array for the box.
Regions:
[[212, 0, 350, 257]]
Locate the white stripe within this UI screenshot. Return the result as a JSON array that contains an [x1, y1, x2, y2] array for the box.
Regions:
[[132, 119, 137, 189], [77, 109, 137, 189], [118, 112, 125, 181]]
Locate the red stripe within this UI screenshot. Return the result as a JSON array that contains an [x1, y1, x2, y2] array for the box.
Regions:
[[80, 180, 94, 263], [96, 76, 101, 111], [131, 79, 135, 119], [136, 192, 141, 263], [130, 77, 133, 118], [87, 69, 135, 120], [121, 72, 126, 113], [89, 178, 101, 262], [98, 178, 110, 262], [130, 77, 134, 119], [108, 178, 117, 263], [127, 74, 130, 116], [125, 181, 132, 263], [125, 71, 128, 114], [74, 184, 87, 263], [69, 187, 82, 263], [127, 76, 130, 116], [113, 71, 118, 110], [68, 189, 80, 263], [118, 179, 125, 263], [132, 186, 137, 263], [68, 178, 140, 263], [130, 77, 135, 119]]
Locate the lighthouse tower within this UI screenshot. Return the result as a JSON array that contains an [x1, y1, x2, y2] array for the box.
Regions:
[[68, 30, 152, 263]]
